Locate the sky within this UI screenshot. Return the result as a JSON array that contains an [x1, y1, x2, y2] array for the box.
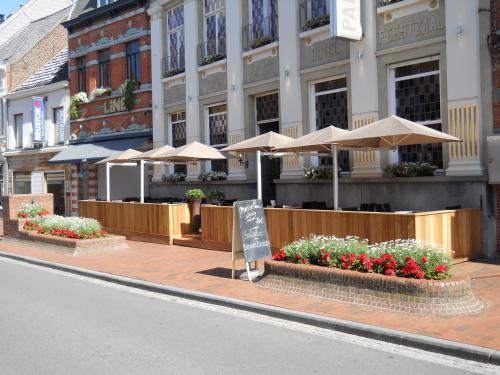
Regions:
[[0, 0, 27, 18]]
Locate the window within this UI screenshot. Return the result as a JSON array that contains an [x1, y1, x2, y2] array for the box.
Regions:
[[14, 114, 23, 149], [14, 173, 31, 194], [76, 57, 86, 93], [170, 112, 187, 175], [200, 0, 226, 65], [311, 77, 349, 172], [126, 41, 141, 83], [391, 59, 442, 168], [245, 0, 277, 50], [53, 107, 65, 145], [98, 0, 116, 7], [206, 103, 228, 173], [166, 5, 184, 75], [300, 0, 330, 31], [98, 49, 111, 88]]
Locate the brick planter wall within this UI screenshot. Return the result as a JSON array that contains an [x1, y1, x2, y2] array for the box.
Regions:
[[2, 194, 54, 236], [258, 260, 484, 317]]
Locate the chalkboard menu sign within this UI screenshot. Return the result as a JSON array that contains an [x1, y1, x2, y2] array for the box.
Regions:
[[231, 200, 271, 277]]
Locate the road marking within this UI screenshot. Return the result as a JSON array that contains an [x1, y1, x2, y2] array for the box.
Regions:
[[1, 256, 498, 374]]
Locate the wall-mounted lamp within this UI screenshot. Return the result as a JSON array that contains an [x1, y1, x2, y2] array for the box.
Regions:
[[230, 84, 236, 92], [357, 50, 363, 60], [237, 152, 248, 168], [284, 70, 289, 77], [187, 95, 192, 102], [457, 25, 463, 38]]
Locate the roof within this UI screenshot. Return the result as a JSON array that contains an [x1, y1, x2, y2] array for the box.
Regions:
[[70, 0, 97, 20], [0, 6, 71, 65], [12, 48, 68, 93]]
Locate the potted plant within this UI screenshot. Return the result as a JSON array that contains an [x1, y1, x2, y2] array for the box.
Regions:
[[186, 188, 205, 233], [207, 189, 225, 205]]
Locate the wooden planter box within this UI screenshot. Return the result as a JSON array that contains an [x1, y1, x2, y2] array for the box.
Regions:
[[260, 260, 484, 317]]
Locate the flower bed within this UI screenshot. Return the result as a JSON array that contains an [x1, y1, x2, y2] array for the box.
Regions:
[[22, 215, 106, 240], [272, 236, 451, 280], [17, 202, 49, 218]]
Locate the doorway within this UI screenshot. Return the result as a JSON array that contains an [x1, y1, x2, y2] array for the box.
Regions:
[[46, 172, 65, 215], [255, 93, 280, 205]]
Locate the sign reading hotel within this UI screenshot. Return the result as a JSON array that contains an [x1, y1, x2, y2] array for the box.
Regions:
[[330, 0, 362, 41], [103, 97, 126, 114], [32, 96, 45, 144]]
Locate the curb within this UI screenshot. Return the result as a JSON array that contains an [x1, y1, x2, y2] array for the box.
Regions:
[[0, 250, 498, 366]]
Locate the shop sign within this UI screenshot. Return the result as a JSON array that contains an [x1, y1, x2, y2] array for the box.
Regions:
[[103, 97, 126, 114], [31, 171, 45, 194], [32, 97, 45, 144], [330, 0, 362, 41]]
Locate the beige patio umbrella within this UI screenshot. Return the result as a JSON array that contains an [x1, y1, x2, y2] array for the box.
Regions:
[[273, 126, 349, 210], [220, 131, 294, 200], [154, 141, 226, 161], [95, 149, 143, 202], [323, 115, 461, 210], [138, 144, 175, 160]]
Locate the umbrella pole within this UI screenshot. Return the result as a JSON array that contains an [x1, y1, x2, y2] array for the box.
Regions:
[[140, 159, 145, 204], [257, 150, 262, 200], [106, 162, 111, 202], [332, 144, 338, 210]]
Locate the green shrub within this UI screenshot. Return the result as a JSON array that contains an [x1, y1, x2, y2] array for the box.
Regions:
[[384, 162, 437, 177], [207, 190, 225, 204], [186, 188, 205, 200]]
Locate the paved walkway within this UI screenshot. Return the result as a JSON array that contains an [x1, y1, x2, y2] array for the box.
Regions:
[[0, 237, 499, 351]]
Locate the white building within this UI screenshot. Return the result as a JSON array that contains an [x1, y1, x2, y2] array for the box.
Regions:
[[147, 0, 496, 256]]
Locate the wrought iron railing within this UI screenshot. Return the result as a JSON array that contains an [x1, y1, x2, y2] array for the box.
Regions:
[[242, 15, 278, 51], [299, 0, 329, 32], [378, 0, 406, 7], [197, 35, 226, 66], [162, 53, 185, 78]]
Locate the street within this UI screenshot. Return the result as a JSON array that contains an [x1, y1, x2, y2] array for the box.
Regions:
[[0, 257, 495, 375]]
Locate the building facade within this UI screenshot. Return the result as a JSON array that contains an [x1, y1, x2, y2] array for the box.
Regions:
[[54, 0, 153, 213], [148, 0, 497, 257]]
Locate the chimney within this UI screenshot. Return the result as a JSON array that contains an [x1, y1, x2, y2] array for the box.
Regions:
[[0, 14, 4, 24]]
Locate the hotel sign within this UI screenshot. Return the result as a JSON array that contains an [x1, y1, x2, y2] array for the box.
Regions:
[[103, 97, 126, 114], [330, 0, 362, 41], [32, 96, 45, 144]]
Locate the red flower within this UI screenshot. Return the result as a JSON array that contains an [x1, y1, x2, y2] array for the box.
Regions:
[[340, 255, 347, 263], [416, 271, 424, 279], [301, 258, 310, 264], [341, 263, 349, 269], [295, 253, 302, 260], [421, 256, 428, 263], [384, 269, 395, 276], [272, 249, 286, 261], [435, 264, 448, 273]]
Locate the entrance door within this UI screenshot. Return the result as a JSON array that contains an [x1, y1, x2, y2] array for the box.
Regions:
[[78, 162, 89, 201], [46, 172, 65, 215]]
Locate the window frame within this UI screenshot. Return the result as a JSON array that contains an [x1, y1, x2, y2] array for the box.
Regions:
[[308, 75, 349, 168], [76, 57, 86, 93], [98, 49, 111, 88], [13, 113, 23, 149], [204, 101, 228, 173], [166, 4, 185, 71], [387, 56, 442, 167], [203, 0, 226, 56], [168, 111, 187, 175], [53, 107, 65, 145], [126, 40, 141, 83], [254, 91, 280, 132]]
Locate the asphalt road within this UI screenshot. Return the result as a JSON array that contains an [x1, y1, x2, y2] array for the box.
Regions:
[[0, 258, 495, 375]]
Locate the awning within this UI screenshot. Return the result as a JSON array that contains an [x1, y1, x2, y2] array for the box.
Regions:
[[48, 136, 150, 164]]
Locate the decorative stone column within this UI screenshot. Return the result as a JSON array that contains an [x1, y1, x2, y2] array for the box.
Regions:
[[70, 165, 79, 216], [278, 0, 303, 178], [225, 0, 246, 180], [445, 0, 485, 176], [148, 4, 167, 181], [350, 0, 382, 178], [184, 0, 201, 181]]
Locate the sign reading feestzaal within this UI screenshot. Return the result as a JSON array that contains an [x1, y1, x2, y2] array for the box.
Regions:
[[231, 199, 272, 281], [32, 96, 45, 144], [330, 0, 362, 41]]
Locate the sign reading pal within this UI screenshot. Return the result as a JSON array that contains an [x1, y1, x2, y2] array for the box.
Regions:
[[331, 0, 362, 41], [32, 96, 45, 144]]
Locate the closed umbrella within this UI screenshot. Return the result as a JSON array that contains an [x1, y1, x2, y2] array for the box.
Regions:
[[96, 149, 143, 202], [273, 126, 349, 210], [220, 131, 294, 200]]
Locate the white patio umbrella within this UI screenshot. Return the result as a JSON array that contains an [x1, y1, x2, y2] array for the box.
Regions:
[[95, 149, 143, 202], [273, 126, 349, 210], [220, 131, 294, 200], [154, 141, 226, 161], [323, 115, 461, 210]]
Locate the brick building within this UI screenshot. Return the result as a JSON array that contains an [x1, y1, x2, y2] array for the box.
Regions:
[[489, 0, 500, 253], [50, 0, 153, 213]]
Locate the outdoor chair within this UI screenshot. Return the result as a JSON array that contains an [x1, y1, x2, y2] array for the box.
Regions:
[[383, 203, 392, 212], [342, 207, 358, 211], [359, 203, 370, 211], [445, 205, 462, 210], [375, 204, 385, 212]]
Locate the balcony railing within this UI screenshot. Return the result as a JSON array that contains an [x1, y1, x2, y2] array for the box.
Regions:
[[162, 53, 185, 78], [299, 0, 329, 32], [197, 35, 226, 66], [242, 15, 278, 51], [378, 0, 406, 7]]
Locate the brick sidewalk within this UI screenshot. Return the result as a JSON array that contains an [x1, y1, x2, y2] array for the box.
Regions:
[[0, 237, 499, 351]]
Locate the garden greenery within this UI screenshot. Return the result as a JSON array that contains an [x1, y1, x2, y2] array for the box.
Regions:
[[17, 202, 49, 218], [162, 173, 186, 183], [186, 188, 205, 201], [70, 92, 88, 120], [207, 189, 225, 204], [198, 171, 228, 181], [384, 162, 437, 177], [119, 79, 137, 110], [273, 236, 452, 280], [303, 165, 334, 180], [23, 215, 106, 240]]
